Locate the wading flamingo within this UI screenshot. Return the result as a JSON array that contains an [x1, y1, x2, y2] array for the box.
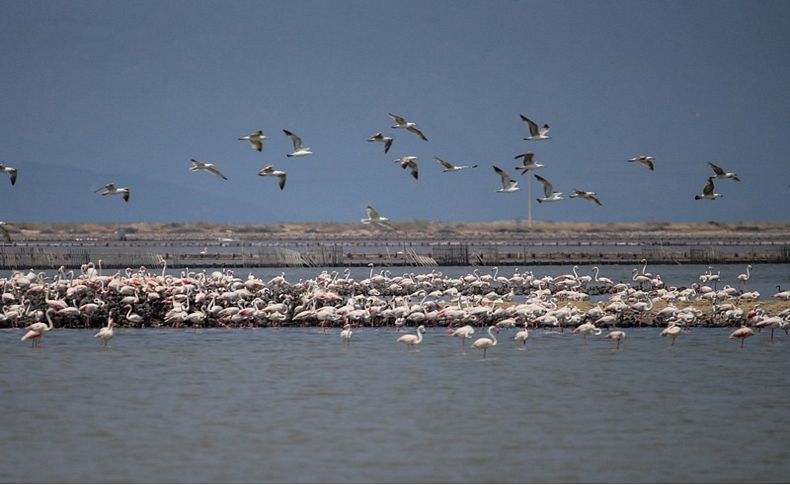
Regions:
[[397, 325, 425, 348], [472, 325, 499, 359]]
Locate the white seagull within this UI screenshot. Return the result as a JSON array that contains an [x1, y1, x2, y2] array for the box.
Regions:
[[535, 174, 564, 203], [514, 152, 545, 174], [628, 155, 655, 171], [569, 189, 603, 206], [0, 164, 17, 186], [520, 115, 550, 140], [360, 206, 396, 230], [434, 156, 477, 172], [367, 132, 394, 154], [694, 177, 722, 200], [95, 183, 130, 202], [708, 162, 740, 181], [493, 165, 520, 193], [238, 130, 269, 152], [190, 159, 228, 180], [388, 113, 428, 141], [394, 156, 419, 180], [257, 165, 287, 190], [283, 130, 313, 157]]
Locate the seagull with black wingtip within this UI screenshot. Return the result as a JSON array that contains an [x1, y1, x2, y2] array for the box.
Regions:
[[257, 165, 287, 190], [708, 162, 740, 181], [435, 156, 477, 173], [283, 130, 313, 157], [238, 130, 269, 152], [520, 115, 550, 140], [694, 177, 722, 200], [493, 166, 519, 193], [394, 156, 419, 180], [535, 174, 564, 203], [367, 132, 394, 154], [0, 163, 17, 186], [388, 113, 428, 141]]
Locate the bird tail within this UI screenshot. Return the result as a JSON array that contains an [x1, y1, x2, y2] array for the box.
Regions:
[[536, 199, 543, 204], [694, 195, 701, 200]]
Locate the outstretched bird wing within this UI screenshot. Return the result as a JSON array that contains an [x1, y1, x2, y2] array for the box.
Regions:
[[434, 156, 455, 170], [708, 161, 725, 176], [520, 115, 539, 137], [534, 174, 554, 198], [283, 130, 304, 150]]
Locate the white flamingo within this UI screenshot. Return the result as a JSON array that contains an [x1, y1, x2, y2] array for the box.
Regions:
[[571, 322, 602, 343], [472, 325, 499, 358], [21, 309, 55, 347], [397, 325, 425, 348], [340, 323, 353, 344], [660, 324, 682, 345], [737, 265, 752, 290], [606, 330, 626, 350], [94, 312, 115, 346], [125, 305, 143, 326], [729, 326, 755, 348], [514, 323, 529, 346], [450, 324, 475, 346]]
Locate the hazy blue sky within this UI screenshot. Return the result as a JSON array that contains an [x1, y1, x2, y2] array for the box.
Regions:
[[1, 0, 788, 224]]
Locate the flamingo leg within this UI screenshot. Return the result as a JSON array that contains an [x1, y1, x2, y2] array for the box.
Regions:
[[770, 328, 774, 342], [741, 338, 745, 349]]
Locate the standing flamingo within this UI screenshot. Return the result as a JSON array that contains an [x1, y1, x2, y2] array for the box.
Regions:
[[450, 324, 475, 346], [660, 324, 682, 346], [340, 322, 353, 344], [21, 309, 55, 347], [472, 325, 499, 358], [94, 312, 115, 346], [606, 330, 626, 350], [736, 265, 752, 291], [729, 326, 755, 348], [514, 323, 529, 347], [572, 322, 602, 343], [397, 325, 425, 348], [125, 305, 143, 326]]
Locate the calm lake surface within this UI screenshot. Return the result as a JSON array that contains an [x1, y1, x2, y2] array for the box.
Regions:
[[1, 326, 788, 483]]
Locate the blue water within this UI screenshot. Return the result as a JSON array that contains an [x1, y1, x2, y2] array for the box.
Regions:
[[1, 326, 787, 483]]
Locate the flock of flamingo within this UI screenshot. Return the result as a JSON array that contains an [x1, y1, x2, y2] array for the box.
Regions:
[[4, 259, 789, 355]]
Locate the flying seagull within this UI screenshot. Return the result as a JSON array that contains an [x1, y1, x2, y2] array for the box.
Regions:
[[514, 152, 545, 174], [435, 156, 477, 172], [569, 189, 603, 206], [535, 175, 564, 203], [694, 177, 722, 200], [628, 155, 655, 171], [708, 162, 740, 181], [0, 221, 12, 242], [493, 165, 519, 193], [367, 132, 394, 154], [257, 165, 287, 190], [0, 164, 17, 186], [361, 206, 396, 230], [283, 130, 313, 157], [520, 115, 550, 140], [95, 183, 130, 202], [388, 113, 428, 141], [190, 159, 228, 180], [394, 156, 419, 180], [238, 130, 269, 152]]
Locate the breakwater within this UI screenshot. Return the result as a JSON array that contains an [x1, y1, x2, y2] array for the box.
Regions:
[[1, 234, 789, 269]]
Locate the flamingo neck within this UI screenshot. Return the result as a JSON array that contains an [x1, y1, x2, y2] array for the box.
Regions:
[[487, 326, 497, 345]]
